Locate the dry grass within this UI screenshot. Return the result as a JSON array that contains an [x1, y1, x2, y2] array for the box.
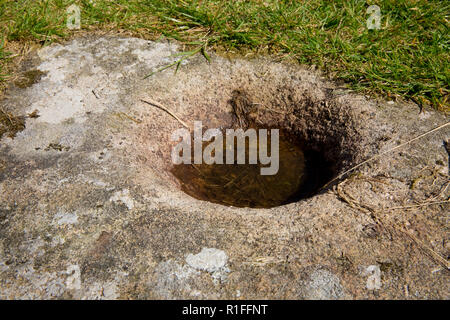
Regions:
[[335, 175, 449, 270]]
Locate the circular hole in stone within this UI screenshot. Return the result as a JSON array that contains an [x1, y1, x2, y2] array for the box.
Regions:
[[170, 89, 360, 208], [171, 129, 334, 208]]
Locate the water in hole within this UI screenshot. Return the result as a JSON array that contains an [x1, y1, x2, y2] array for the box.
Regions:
[[171, 130, 330, 208]]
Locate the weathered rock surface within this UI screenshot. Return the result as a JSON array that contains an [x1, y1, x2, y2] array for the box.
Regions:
[[0, 36, 448, 299]]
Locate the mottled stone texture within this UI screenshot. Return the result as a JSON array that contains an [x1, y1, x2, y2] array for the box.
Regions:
[[0, 36, 448, 299]]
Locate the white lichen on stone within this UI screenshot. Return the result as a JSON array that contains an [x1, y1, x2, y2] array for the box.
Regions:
[[185, 247, 228, 272], [82, 282, 119, 300], [110, 189, 135, 209], [153, 260, 200, 299], [53, 210, 78, 226], [185, 248, 230, 283], [303, 268, 344, 300], [65, 264, 81, 291]]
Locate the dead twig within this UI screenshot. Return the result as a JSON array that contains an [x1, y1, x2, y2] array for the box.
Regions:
[[324, 121, 450, 188], [92, 90, 100, 99], [116, 112, 142, 124], [399, 228, 450, 270], [336, 177, 450, 270], [140, 99, 189, 129], [386, 200, 449, 211]]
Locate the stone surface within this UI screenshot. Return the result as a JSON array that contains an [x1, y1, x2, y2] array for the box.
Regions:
[[186, 248, 228, 273], [0, 36, 448, 299], [302, 268, 344, 300], [186, 248, 230, 284]]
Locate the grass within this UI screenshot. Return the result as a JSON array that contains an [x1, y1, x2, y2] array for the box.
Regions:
[[0, 0, 448, 110]]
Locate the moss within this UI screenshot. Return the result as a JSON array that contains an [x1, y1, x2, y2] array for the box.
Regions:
[[14, 69, 46, 89], [336, 253, 353, 272], [378, 261, 404, 277], [44, 143, 70, 152], [0, 108, 25, 139]]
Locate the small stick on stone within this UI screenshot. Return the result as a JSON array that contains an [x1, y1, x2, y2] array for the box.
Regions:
[[401, 228, 450, 270], [336, 178, 450, 270], [140, 99, 189, 129], [92, 90, 100, 99], [385, 200, 449, 211], [324, 121, 450, 188]]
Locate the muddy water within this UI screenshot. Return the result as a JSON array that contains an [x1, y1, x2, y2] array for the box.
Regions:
[[171, 130, 308, 208]]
